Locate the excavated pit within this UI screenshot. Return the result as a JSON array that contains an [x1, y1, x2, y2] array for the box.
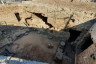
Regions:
[[0, 1, 96, 64], [0, 11, 70, 63], [0, 27, 60, 63], [10, 32, 58, 62]]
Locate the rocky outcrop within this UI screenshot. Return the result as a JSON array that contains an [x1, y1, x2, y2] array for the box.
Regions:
[[22, 1, 96, 31], [77, 44, 96, 64]]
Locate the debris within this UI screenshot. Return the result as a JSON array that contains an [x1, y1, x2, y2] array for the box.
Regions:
[[62, 55, 73, 64], [47, 44, 54, 49], [60, 41, 65, 47], [55, 48, 63, 60]]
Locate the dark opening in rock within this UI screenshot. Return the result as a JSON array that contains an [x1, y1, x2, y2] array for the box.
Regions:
[[33, 13, 53, 28], [15, 13, 21, 22], [68, 29, 81, 42], [81, 35, 93, 51]]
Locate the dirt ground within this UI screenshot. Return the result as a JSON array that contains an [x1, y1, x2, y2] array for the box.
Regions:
[[10, 32, 58, 63]]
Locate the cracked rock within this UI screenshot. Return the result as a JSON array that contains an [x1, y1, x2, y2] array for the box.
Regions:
[[0, 38, 10, 48]]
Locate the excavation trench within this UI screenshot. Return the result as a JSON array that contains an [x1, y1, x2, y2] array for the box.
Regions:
[[0, 12, 64, 63], [0, 26, 93, 64], [11, 32, 58, 62], [0, 30, 59, 63], [0, 6, 95, 64]]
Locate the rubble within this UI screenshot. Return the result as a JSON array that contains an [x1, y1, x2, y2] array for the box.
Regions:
[[62, 55, 73, 64]]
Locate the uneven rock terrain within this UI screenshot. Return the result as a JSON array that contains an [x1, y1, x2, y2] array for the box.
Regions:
[[0, 0, 96, 64]]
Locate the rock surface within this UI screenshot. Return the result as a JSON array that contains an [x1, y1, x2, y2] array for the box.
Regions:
[[0, 0, 96, 64]]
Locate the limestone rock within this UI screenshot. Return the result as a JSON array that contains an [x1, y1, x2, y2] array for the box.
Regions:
[[0, 38, 10, 48], [90, 23, 96, 44], [77, 45, 96, 64]]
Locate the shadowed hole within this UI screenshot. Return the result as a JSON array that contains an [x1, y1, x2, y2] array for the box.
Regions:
[[81, 35, 93, 51], [33, 13, 53, 28], [68, 29, 81, 42], [15, 13, 21, 22]]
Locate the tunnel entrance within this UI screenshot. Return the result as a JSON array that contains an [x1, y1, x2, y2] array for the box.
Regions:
[[81, 35, 93, 51], [68, 29, 81, 42]]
